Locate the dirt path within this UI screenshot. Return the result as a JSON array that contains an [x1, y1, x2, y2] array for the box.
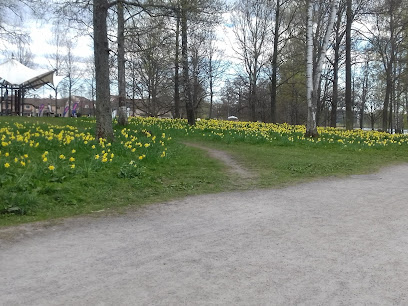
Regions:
[[185, 142, 258, 187], [1, 164, 408, 305]]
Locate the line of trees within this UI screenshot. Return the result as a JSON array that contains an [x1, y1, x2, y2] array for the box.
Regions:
[[2, 0, 408, 139], [223, 0, 408, 136]]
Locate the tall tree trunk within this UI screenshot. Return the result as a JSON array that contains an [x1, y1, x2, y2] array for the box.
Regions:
[[93, 0, 114, 140], [306, 0, 339, 137], [331, 9, 343, 128], [68, 73, 72, 117], [360, 62, 369, 129], [359, 102, 364, 129], [181, 3, 195, 125], [192, 50, 199, 114], [389, 86, 393, 132], [270, 0, 280, 123], [54, 88, 58, 117], [209, 57, 214, 119], [383, 7, 396, 132], [316, 76, 323, 125], [383, 62, 392, 131], [250, 79, 257, 122], [305, 0, 317, 137], [117, 0, 128, 126], [360, 90, 366, 130], [132, 65, 136, 116], [174, 13, 181, 118], [331, 55, 339, 127], [345, 0, 353, 130]]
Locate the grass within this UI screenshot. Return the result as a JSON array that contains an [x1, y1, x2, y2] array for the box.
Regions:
[[0, 142, 228, 226], [200, 141, 408, 188], [1, 116, 408, 227]]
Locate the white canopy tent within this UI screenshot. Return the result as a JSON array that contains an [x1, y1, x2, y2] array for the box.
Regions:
[[0, 58, 65, 115]]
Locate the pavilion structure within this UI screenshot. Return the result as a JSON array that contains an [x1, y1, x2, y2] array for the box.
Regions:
[[0, 58, 63, 116]]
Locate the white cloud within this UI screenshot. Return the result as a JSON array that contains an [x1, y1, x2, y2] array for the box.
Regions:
[[0, 19, 93, 69]]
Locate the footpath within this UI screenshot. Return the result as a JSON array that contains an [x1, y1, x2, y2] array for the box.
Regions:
[[1, 160, 408, 304]]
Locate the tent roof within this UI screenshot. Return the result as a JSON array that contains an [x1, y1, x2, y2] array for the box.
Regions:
[[0, 58, 62, 90]]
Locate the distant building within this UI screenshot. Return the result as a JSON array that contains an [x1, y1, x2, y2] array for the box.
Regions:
[[2, 95, 95, 117]]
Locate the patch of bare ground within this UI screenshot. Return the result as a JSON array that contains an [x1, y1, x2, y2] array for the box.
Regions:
[[184, 142, 258, 188]]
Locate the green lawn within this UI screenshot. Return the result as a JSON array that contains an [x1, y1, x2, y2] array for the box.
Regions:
[[1, 116, 407, 226], [200, 141, 408, 188]]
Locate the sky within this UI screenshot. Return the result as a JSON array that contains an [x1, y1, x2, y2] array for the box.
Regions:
[[19, 14, 235, 69], [1, 20, 94, 70], [0, 8, 238, 100]]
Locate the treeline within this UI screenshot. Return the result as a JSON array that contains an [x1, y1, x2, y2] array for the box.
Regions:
[[117, 0, 408, 132], [3, 0, 408, 134]]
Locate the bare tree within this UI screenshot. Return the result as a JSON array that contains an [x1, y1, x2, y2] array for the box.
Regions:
[[327, 1, 346, 127], [305, 0, 339, 137], [84, 56, 96, 115], [46, 21, 68, 116], [345, 0, 353, 130], [174, 0, 223, 124], [117, 0, 128, 125], [93, 0, 114, 140], [180, 0, 195, 124], [231, 0, 273, 122], [205, 31, 227, 119], [58, 38, 85, 117], [363, 0, 408, 131], [0, 1, 28, 50], [174, 6, 181, 118], [268, 0, 298, 123], [126, 14, 174, 117], [11, 38, 35, 66]]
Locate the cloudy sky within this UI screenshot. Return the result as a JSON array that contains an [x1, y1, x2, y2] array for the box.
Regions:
[[1, 7, 238, 99]]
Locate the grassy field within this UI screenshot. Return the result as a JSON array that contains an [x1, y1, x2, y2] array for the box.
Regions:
[[1, 116, 408, 226]]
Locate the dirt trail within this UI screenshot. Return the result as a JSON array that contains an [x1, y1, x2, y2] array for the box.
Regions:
[[185, 142, 258, 185], [2, 164, 408, 305]]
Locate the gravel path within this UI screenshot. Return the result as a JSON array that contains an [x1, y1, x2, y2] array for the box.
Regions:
[[1, 163, 408, 305]]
